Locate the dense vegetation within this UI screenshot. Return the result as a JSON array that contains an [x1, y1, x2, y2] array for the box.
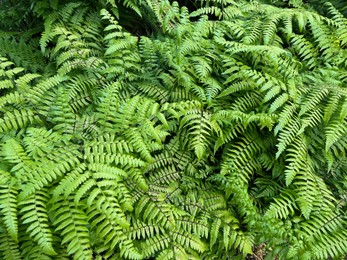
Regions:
[[0, 0, 347, 259]]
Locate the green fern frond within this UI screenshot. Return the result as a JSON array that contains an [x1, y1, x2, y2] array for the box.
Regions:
[[52, 197, 93, 260], [0, 109, 41, 133], [0, 225, 21, 260], [265, 189, 298, 219], [0, 184, 18, 241], [325, 118, 347, 152], [19, 189, 56, 255]]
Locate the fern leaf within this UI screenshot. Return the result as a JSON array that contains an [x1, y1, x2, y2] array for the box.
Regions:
[[0, 226, 21, 260], [0, 109, 41, 133], [53, 198, 92, 260], [19, 190, 56, 255], [0, 185, 18, 241], [325, 118, 347, 151], [210, 218, 221, 249]]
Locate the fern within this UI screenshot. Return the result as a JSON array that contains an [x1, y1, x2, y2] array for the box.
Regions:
[[19, 189, 56, 255], [1, 0, 347, 259], [52, 197, 93, 259]]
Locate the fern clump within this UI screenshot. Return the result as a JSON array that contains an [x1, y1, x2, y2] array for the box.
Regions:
[[0, 0, 347, 259]]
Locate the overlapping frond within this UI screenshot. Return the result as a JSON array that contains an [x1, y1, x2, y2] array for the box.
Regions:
[[1, 0, 347, 259]]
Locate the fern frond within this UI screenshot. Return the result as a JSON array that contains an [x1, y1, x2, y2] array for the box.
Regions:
[[0, 109, 41, 133], [0, 184, 18, 241], [325, 118, 347, 152], [0, 226, 21, 260], [52, 197, 93, 260], [19, 189, 56, 255]]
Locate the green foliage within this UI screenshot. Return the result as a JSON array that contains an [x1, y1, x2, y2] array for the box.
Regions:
[[0, 0, 347, 259]]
